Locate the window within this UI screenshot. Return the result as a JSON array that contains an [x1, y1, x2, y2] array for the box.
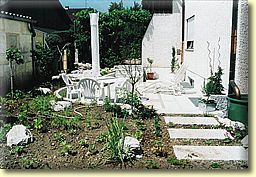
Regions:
[[186, 15, 195, 50], [6, 34, 19, 49]]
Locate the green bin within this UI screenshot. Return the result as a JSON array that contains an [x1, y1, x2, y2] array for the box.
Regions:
[[227, 94, 248, 126]]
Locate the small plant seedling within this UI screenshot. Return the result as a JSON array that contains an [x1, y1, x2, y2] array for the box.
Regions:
[[191, 126, 199, 129], [205, 142, 212, 146], [168, 122, 174, 128], [59, 141, 72, 156], [80, 139, 88, 147], [23, 157, 35, 169], [223, 138, 232, 143], [135, 120, 143, 126], [54, 133, 64, 142], [10, 146, 24, 155], [186, 141, 191, 145], [34, 119, 43, 131], [68, 129, 76, 135], [138, 125, 146, 131], [210, 163, 221, 168], [94, 119, 100, 127], [235, 132, 242, 138], [89, 144, 96, 152]]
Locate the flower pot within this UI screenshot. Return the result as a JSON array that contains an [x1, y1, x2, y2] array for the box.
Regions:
[[227, 94, 248, 126], [147, 73, 154, 80], [198, 100, 216, 112]]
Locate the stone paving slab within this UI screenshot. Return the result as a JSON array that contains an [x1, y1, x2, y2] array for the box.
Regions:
[[173, 145, 248, 161], [167, 129, 228, 139], [164, 116, 220, 126]]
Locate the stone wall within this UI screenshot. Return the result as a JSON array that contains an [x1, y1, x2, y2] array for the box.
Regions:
[[235, 0, 248, 94], [0, 17, 33, 96]]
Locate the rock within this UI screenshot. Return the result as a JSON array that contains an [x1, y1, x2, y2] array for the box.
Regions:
[[38, 87, 52, 94], [241, 135, 248, 148], [6, 125, 33, 147], [120, 136, 142, 159], [50, 100, 72, 111]]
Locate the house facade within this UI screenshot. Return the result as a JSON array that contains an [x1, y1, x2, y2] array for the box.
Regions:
[[0, 11, 35, 96], [142, 0, 248, 95]]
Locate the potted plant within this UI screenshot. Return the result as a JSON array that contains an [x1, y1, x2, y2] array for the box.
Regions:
[[199, 66, 224, 112], [146, 58, 154, 80]]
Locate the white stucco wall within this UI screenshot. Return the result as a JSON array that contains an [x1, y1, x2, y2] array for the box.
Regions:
[[0, 17, 33, 96], [142, 13, 182, 68], [235, 0, 248, 94], [184, 0, 233, 94]]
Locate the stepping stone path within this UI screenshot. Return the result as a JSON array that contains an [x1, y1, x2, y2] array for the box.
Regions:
[[164, 116, 248, 161]]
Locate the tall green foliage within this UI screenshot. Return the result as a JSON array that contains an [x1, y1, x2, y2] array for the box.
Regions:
[[202, 66, 224, 96], [72, 8, 152, 68]]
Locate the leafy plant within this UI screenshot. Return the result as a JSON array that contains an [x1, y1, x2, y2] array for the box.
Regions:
[[205, 142, 212, 146], [168, 122, 174, 128], [104, 115, 132, 166], [151, 140, 167, 157], [202, 66, 224, 97], [210, 163, 221, 168], [34, 119, 43, 131], [171, 46, 179, 73], [68, 129, 76, 135], [147, 58, 153, 73], [54, 133, 64, 142], [59, 140, 72, 155], [154, 117, 161, 137], [167, 155, 191, 168], [132, 129, 143, 142], [0, 123, 12, 142], [80, 139, 88, 147], [23, 157, 35, 169], [10, 146, 24, 155]]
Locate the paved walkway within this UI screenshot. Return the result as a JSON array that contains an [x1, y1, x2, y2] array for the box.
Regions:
[[164, 116, 248, 161]]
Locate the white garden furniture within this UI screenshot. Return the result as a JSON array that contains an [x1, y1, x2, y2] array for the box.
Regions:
[[78, 78, 102, 104], [61, 73, 79, 101]]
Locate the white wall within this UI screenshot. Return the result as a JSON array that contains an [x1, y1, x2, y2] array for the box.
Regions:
[[235, 0, 248, 94], [0, 17, 33, 96], [184, 0, 233, 94], [142, 12, 182, 68]]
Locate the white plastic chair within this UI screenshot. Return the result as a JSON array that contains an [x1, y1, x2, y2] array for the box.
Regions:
[[114, 79, 134, 103], [61, 73, 79, 100], [78, 78, 102, 104]]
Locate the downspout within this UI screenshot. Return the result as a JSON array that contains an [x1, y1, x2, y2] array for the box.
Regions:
[[228, 0, 238, 94], [28, 22, 36, 82], [181, 0, 185, 64]]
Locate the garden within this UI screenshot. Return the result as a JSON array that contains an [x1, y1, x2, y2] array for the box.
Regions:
[[0, 84, 248, 169]]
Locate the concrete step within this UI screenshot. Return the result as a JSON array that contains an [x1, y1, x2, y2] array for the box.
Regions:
[[173, 145, 248, 161], [167, 128, 228, 139], [164, 116, 220, 126]]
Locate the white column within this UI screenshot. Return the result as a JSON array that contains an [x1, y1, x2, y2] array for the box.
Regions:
[[74, 48, 79, 64], [90, 13, 100, 78]]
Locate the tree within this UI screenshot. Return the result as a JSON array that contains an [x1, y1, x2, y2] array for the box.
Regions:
[[109, 1, 124, 12], [6, 49, 24, 99]]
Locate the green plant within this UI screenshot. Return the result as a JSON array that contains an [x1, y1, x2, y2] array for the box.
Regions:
[[132, 129, 143, 142], [154, 117, 161, 137], [167, 155, 191, 168], [151, 140, 167, 157], [192, 126, 199, 129], [23, 157, 35, 169], [59, 141, 72, 155], [186, 141, 191, 145], [80, 139, 88, 147], [29, 95, 56, 114], [205, 142, 212, 146], [89, 144, 96, 152], [10, 146, 24, 155], [171, 46, 179, 73], [54, 133, 64, 142], [138, 159, 159, 169], [168, 122, 174, 128], [104, 115, 132, 166], [34, 119, 43, 131], [202, 66, 224, 97], [0, 123, 12, 142], [96, 132, 108, 143], [210, 163, 221, 168], [68, 129, 76, 135], [147, 58, 153, 73], [6, 49, 24, 99], [18, 112, 28, 124]]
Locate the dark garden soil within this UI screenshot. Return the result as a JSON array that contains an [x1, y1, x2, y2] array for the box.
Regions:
[[0, 98, 248, 170]]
